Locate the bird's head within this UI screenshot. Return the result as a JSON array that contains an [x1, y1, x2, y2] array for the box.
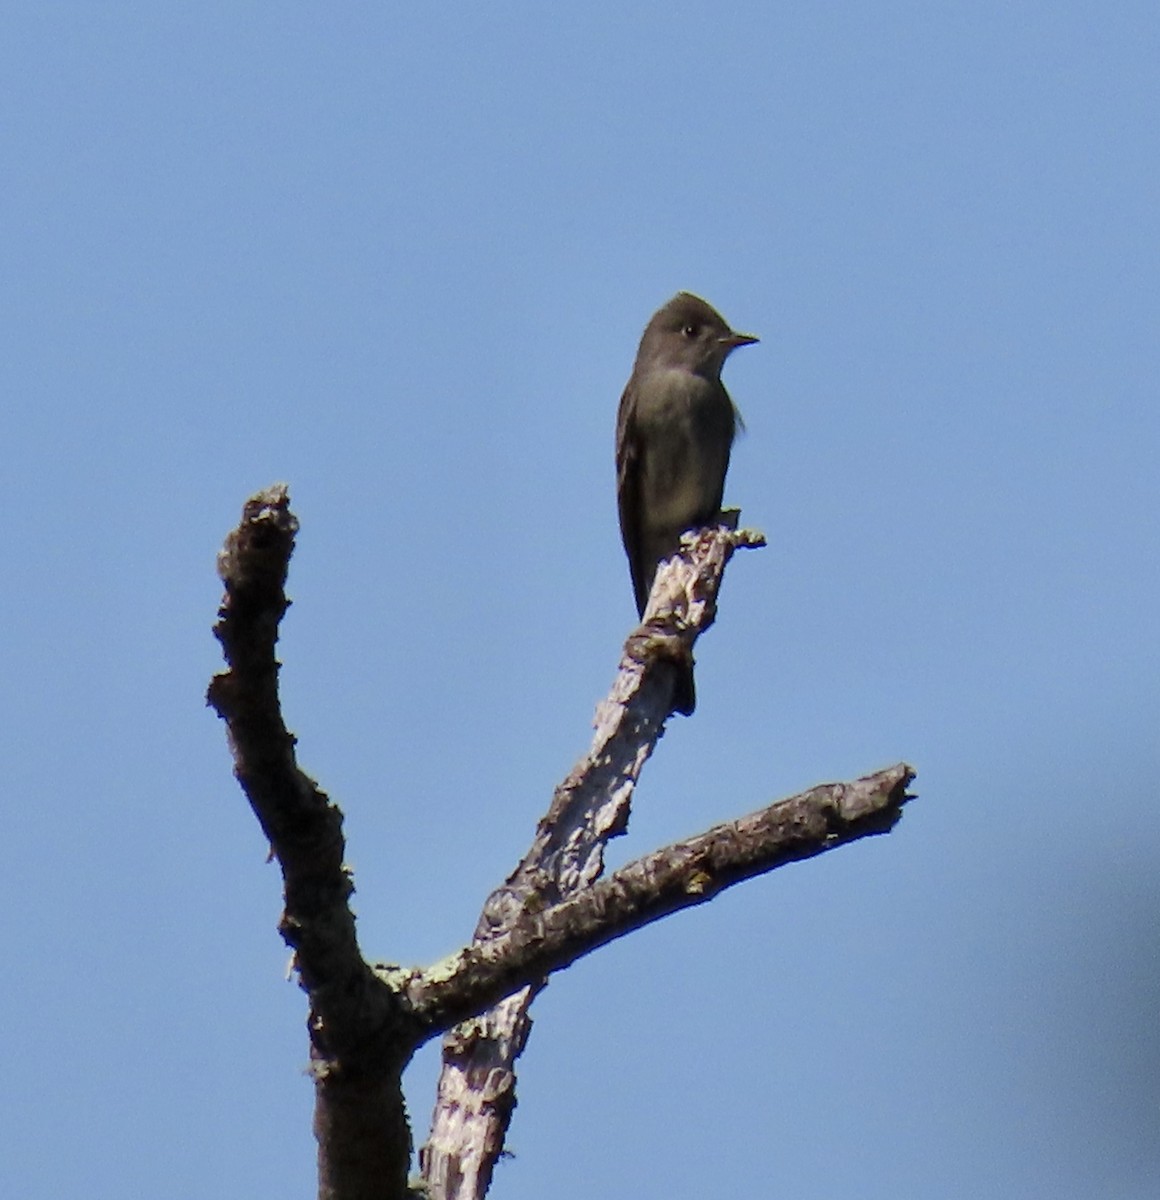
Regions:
[[636, 292, 758, 380]]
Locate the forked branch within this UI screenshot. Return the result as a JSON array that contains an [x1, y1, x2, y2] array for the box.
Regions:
[[208, 485, 916, 1200]]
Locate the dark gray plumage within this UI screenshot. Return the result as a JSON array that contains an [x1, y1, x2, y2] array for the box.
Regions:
[[615, 292, 757, 712]]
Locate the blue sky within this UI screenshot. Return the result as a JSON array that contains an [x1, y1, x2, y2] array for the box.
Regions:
[[3, 4, 1158, 1197]]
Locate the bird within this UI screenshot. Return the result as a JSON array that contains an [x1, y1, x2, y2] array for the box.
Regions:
[[615, 292, 758, 713]]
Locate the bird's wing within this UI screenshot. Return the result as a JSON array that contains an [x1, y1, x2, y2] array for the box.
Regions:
[[615, 383, 649, 616]]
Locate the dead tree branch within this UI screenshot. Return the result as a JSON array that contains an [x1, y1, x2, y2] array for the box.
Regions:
[[207, 485, 416, 1200], [208, 485, 915, 1200], [419, 516, 766, 1199], [401, 764, 912, 1036]]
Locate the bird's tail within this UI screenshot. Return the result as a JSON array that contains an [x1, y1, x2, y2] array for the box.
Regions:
[[672, 658, 696, 716]]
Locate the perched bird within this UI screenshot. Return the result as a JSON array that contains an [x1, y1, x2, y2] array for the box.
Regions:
[[615, 292, 758, 712]]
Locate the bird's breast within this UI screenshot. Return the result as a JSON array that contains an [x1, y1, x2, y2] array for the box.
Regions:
[[632, 370, 734, 533]]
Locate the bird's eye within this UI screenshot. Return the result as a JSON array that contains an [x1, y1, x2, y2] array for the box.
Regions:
[[682, 323, 700, 338]]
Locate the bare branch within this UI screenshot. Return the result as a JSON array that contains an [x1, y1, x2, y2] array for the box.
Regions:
[[208, 491, 913, 1200], [401, 764, 913, 1037], [207, 485, 415, 1200], [421, 519, 765, 1200]]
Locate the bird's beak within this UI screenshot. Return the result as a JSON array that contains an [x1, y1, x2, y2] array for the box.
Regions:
[[721, 331, 759, 350]]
